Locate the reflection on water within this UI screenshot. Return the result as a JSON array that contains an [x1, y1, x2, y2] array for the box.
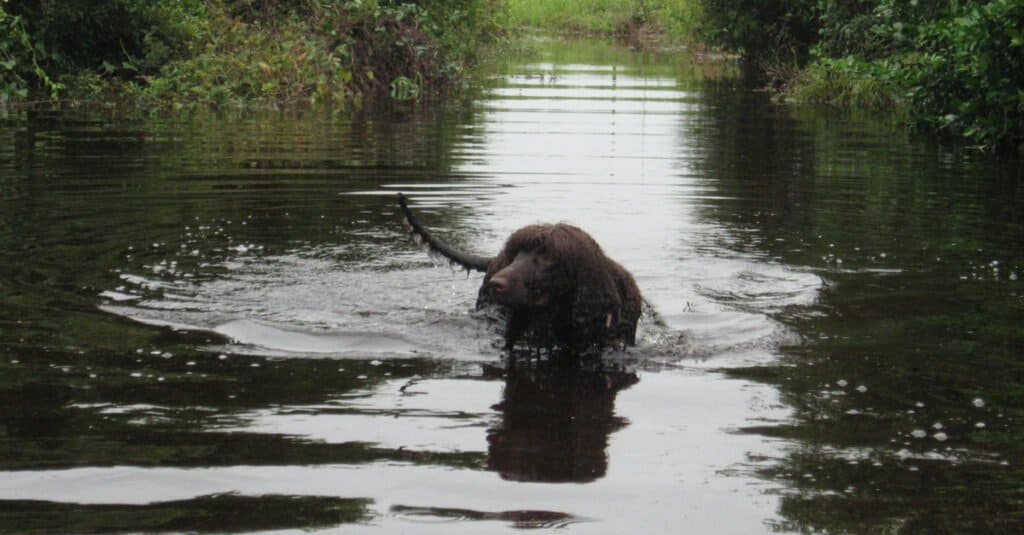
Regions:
[[0, 36, 1022, 533], [1, 494, 372, 534], [487, 360, 639, 483], [691, 83, 1024, 531]]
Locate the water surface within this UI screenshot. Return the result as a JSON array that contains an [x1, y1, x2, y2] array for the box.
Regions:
[[0, 38, 1021, 533]]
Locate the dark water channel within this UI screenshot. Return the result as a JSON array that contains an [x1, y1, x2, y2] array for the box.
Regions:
[[1, 37, 1022, 533]]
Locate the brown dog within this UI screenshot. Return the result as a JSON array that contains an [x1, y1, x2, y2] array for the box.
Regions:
[[398, 193, 642, 353]]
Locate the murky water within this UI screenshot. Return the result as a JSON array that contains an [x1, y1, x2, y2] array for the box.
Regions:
[[1, 38, 1022, 533]]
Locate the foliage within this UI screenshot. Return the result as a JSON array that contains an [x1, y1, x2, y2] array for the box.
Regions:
[[696, 0, 819, 63], [0, 0, 505, 107], [0, 0, 203, 101], [0, 4, 49, 102], [698, 0, 1024, 151], [141, 10, 352, 106], [788, 56, 902, 111], [900, 0, 1024, 149]]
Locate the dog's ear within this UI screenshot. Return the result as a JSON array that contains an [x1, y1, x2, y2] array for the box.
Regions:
[[570, 261, 622, 347], [615, 272, 643, 345]]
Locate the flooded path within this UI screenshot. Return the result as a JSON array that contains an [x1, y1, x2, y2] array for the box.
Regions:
[[1, 38, 1022, 533]]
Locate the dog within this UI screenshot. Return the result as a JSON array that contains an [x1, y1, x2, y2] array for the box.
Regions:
[[398, 193, 642, 354]]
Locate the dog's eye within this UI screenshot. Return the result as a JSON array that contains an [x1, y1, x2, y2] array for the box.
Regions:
[[534, 257, 556, 275]]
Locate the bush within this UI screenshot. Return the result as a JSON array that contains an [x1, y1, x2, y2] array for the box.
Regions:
[[697, 0, 819, 64], [788, 56, 902, 111], [699, 0, 1024, 151], [0, 0, 505, 107], [145, 1, 505, 106], [900, 0, 1024, 148], [0, 0, 204, 100], [0, 6, 44, 102]]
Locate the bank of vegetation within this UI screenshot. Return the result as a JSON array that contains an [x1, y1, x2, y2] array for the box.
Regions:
[[699, 0, 1023, 152], [0, 0, 503, 108], [2, 1, 1020, 151]]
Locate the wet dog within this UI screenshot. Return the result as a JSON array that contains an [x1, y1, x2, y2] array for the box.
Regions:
[[398, 193, 642, 353]]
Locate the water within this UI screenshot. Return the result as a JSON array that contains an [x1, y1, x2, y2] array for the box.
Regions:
[[1, 37, 1021, 533]]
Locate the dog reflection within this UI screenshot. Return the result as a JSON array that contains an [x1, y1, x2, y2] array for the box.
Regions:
[[486, 360, 638, 482]]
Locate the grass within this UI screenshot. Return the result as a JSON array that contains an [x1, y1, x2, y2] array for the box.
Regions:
[[779, 57, 910, 136], [506, 0, 700, 43], [787, 63, 901, 110]]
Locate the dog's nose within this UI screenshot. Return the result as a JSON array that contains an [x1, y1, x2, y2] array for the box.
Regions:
[[488, 275, 509, 295]]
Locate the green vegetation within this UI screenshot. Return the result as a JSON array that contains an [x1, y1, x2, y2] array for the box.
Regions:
[[0, 0, 200, 103], [0, 0, 504, 107], [507, 0, 699, 42], [4, 0, 1020, 150], [698, 0, 1024, 151]]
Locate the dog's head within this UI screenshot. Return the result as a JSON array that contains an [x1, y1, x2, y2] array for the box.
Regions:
[[485, 247, 559, 308], [483, 224, 620, 312], [480, 223, 642, 351], [483, 225, 565, 309]]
